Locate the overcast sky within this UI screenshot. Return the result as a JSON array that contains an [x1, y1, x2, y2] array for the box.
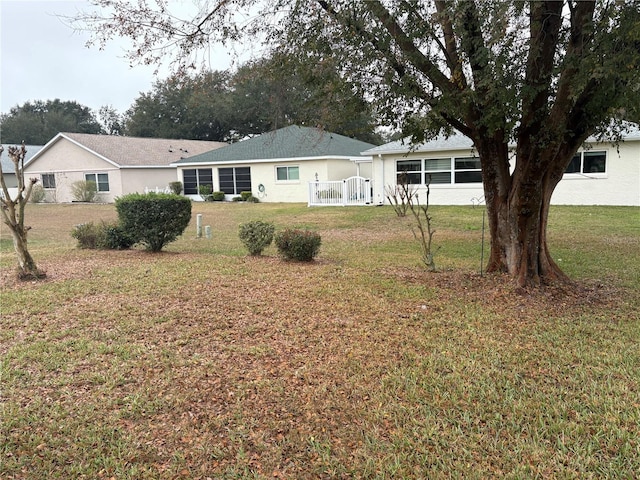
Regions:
[[0, 0, 241, 116]]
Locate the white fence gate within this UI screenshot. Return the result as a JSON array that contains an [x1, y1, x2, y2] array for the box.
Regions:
[[308, 176, 372, 206]]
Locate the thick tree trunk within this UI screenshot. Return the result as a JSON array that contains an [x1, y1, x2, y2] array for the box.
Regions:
[[477, 138, 571, 288]]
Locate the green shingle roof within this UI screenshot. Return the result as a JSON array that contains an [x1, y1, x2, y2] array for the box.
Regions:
[[175, 126, 376, 165]]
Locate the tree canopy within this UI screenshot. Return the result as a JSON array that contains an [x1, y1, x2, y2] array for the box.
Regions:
[[124, 54, 382, 143], [66, 0, 640, 286], [0, 99, 103, 144]]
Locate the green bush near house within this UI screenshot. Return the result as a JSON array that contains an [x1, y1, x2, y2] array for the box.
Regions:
[[212, 191, 226, 201], [115, 192, 192, 252], [238, 220, 275, 256], [169, 181, 183, 195], [29, 184, 46, 203], [71, 180, 98, 202], [240, 191, 253, 201], [274, 228, 322, 261]]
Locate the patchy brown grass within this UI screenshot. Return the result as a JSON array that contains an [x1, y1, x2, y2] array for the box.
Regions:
[[1, 203, 639, 478]]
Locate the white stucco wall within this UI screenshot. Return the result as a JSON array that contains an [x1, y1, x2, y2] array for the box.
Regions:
[[374, 140, 640, 206], [550, 140, 639, 206], [178, 157, 365, 203]]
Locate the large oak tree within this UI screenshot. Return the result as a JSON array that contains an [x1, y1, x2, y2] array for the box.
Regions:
[[72, 0, 640, 287]]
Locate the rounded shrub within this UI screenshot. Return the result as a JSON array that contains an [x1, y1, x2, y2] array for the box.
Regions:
[[238, 220, 275, 256], [115, 192, 192, 252], [168, 181, 183, 195], [274, 229, 321, 261], [212, 191, 226, 201]]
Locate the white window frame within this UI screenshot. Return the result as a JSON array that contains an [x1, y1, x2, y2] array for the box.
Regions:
[[276, 165, 300, 182], [564, 151, 607, 178], [41, 173, 56, 189], [85, 173, 110, 192], [396, 156, 482, 186]]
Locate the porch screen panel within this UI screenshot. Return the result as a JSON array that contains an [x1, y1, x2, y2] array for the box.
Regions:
[[183, 169, 198, 194], [235, 167, 252, 192], [218, 168, 235, 194]]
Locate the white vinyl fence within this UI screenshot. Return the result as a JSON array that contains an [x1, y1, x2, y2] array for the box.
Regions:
[[308, 176, 372, 206]]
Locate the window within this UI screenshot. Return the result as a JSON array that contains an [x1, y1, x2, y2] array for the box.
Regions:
[[454, 157, 482, 183], [396, 157, 482, 185], [219, 167, 251, 195], [396, 160, 422, 184], [41, 173, 56, 189], [276, 165, 300, 181], [85, 173, 109, 192], [183, 168, 213, 194], [566, 151, 606, 174]]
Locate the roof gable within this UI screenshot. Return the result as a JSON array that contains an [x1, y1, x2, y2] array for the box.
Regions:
[[27, 133, 227, 168], [176, 125, 377, 165]]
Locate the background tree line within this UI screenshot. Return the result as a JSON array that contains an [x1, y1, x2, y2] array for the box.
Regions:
[[0, 53, 383, 145]]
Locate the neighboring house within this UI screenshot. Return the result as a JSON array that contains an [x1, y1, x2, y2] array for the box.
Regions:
[[1, 144, 44, 199], [173, 125, 377, 203], [24, 133, 226, 203], [363, 123, 640, 206]]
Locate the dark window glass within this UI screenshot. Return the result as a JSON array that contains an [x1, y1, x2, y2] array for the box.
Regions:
[[455, 171, 483, 183], [583, 151, 606, 173], [426, 172, 451, 184], [565, 154, 581, 173]]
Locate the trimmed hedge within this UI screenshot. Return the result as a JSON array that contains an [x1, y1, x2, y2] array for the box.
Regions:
[[115, 193, 192, 252]]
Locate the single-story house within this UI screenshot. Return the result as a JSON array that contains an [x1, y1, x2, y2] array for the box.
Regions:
[[24, 133, 226, 203], [363, 123, 640, 206], [1, 144, 44, 199], [173, 125, 377, 203]]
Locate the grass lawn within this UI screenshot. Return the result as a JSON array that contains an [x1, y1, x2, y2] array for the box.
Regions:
[[1, 202, 639, 479]]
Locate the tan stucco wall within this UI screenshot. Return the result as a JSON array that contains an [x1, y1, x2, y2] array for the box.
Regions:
[[375, 141, 640, 206], [24, 139, 179, 203], [25, 139, 120, 203]]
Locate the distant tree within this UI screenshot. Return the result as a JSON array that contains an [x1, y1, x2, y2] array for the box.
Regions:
[[124, 71, 232, 141], [0, 99, 103, 144], [98, 105, 124, 135], [228, 53, 382, 143], [0, 144, 45, 279]]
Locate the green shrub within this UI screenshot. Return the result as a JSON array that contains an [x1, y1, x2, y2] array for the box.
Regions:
[[240, 191, 252, 201], [232, 196, 243, 202], [71, 221, 135, 250], [212, 191, 226, 201], [246, 195, 260, 203], [101, 223, 136, 250], [169, 181, 183, 195], [30, 184, 46, 203], [274, 229, 321, 261], [115, 193, 192, 252], [238, 220, 275, 256], [71, 222, 103, 249], [71, 180, 98, 202], [198, 185, 213, 201]]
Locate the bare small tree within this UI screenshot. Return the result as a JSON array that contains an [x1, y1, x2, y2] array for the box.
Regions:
[[0, 144, 46, 279], [408, 177, 437, 272], [385, 171, 417, 217]]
